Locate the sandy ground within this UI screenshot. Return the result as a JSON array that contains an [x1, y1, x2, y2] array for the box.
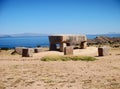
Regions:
[[0, 47, 120, 89]]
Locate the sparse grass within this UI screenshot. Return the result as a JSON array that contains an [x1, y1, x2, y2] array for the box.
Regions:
[[41, 55, 97, 61], [13, 65, 19, 69]]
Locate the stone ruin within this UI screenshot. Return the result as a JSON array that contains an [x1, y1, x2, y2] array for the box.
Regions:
[[64, 46, 73, 55], [15, 47, 42, 57], [49, 34, 87, 52], [98, 47, 110, 56]]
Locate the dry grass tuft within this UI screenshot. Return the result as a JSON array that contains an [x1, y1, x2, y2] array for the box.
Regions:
[[41, 55, 97, 61]]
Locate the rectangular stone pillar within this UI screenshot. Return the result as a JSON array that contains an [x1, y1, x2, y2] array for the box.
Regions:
[[64, 46, 73, 55], [98, 47, 109, 56], [80, 41, 87, 49], [49, 44, 57, 51], [22, 48, 33, 57], [60, 43, 66, 52]]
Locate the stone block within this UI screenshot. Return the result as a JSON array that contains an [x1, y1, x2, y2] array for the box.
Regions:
[[15, 47, 26, 55], [98, 47, 109, 56], [80, 41, 87, 49], [49, 44, 57, 51], [60, 43, 67, 52], [22, 48, 33, 57], [34, 48, 42, 53], [64, 46, 73, 55]]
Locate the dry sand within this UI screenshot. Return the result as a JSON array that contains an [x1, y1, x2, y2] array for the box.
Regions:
[[0, 47, 120, 89]]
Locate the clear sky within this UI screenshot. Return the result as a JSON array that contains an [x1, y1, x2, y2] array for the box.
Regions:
[[0, 0, 120, 34]]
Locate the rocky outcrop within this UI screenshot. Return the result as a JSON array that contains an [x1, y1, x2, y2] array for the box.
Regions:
[[87, 36, 120, 44]]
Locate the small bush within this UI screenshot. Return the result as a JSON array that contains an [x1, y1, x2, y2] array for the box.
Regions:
[[1, 47, 9, 50], [36, 45, 41, 48], [41, 56, 97, 61]]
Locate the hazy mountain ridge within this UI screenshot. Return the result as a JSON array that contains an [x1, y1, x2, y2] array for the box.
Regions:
[[0, 33, 120, 38], [0, 33, 49, 37]]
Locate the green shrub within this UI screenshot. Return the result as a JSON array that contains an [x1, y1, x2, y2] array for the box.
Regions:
[[41, 56, 97, 61], [36, 45, 41, 48], [1, 47, 9, 50]]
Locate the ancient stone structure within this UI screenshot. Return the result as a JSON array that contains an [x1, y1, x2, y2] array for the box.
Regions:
[[15, 47, 27, 55], [80, 41, 87, 49], [98, 47, 110, 56], [34, 48, 42, 53], [22, 48, 34, 57], [64, 46, 73, 55], [49, 34, 87, 52]]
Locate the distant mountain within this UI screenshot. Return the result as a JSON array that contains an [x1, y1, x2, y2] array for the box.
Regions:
[[11, 33, 50, 37], [0, 33, 49, 37], [0, 35, 11, 38], [0, 33, 120, 38]]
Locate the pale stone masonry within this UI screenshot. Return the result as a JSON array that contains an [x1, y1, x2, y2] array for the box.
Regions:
[[15, 47, 27, 55], [22, 48, 34, 57], [34, 48, 42, 53], [64, 46, 73, 55], [49, 34, 87, 52], [98, 47, 110, 56]]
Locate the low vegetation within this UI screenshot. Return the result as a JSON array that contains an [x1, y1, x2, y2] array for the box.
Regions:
[[41, 55, 97, 61], [0, 47, 10, 50]]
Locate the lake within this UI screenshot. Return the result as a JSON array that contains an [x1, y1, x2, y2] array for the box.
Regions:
[[0, 36, 49, 48], [0, 34, 120, 48]]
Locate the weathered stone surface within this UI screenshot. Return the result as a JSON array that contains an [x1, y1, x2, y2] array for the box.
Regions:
[[34, 48, 42, 53], [60, 43, 67, 52], [15, 47, 26, 55], [49, 36, 64, 43], [49, 35, 87, 52], [98, 47, 110, 56], [80, 41, 87, 49], [64, 46, 73, 55], [49, 44, 57, 51], [22, 48, 34, 57]]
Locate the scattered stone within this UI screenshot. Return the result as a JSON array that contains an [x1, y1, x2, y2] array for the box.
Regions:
[[80, 41, 87, 49], [98, 47, 110, 56], [15, 47, 26, 55], [22, 48, 34, 57], [34, 48, 42, 53], [64, 46, 73, 55]]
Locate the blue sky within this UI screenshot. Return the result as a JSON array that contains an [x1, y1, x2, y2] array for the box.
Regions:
[[0, 0, 120, 34]]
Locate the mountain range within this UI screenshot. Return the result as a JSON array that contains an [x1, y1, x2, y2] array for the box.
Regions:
[[0, 33, 49, 37], [0, 33, 120, 38]]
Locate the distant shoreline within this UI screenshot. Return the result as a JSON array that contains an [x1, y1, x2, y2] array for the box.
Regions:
[[0, 34, 120, 49], [0, 33, 120, 39]]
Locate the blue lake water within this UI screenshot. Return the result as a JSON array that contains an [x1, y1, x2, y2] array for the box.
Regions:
[[0, 36, 49, 48], [0, 34, 120, 48]]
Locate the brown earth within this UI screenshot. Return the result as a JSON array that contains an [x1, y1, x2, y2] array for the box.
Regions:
[[0, 47, 120, 89], [87, 36, 120, 44]]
